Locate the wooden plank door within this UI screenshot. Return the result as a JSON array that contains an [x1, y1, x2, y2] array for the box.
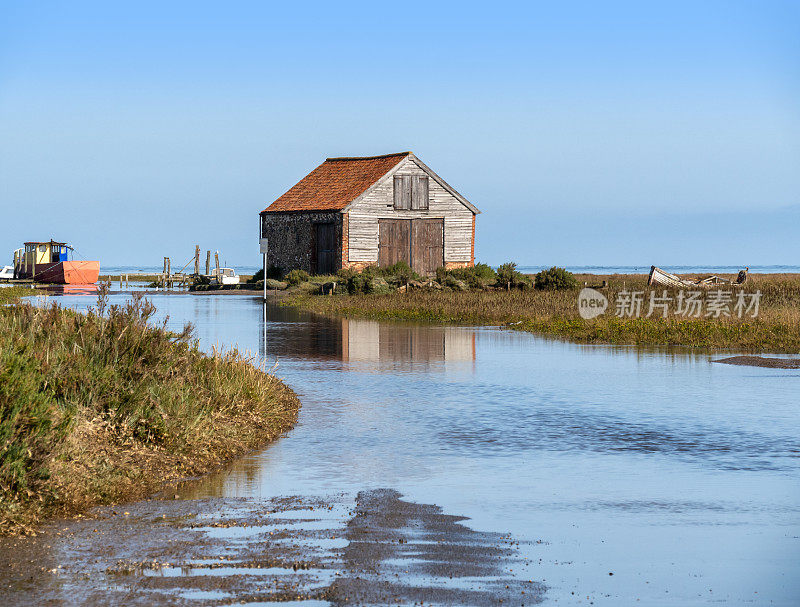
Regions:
[[410, 218, 444, 276], [315, 223, 336, 275], [378, 219, 411, 267]]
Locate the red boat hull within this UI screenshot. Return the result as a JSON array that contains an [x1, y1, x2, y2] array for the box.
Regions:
[[18, 261, 100, 285]]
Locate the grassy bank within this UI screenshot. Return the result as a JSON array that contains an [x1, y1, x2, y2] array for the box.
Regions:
[[0, 293, 299, 534], [288, 273, 800, 352], [0, 286, 38, 305]]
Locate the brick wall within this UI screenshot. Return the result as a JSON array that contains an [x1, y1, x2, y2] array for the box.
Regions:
[[470, 215, 475, 266]]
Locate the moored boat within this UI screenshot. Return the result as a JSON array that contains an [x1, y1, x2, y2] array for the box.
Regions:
[[209, 267, 240, 286], [13, 241, 100, 285]]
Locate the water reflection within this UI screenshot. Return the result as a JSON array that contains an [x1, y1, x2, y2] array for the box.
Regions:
[[30, 293, 800, 606], [257, 305, 475, 366], [38, 284, 99, 296]]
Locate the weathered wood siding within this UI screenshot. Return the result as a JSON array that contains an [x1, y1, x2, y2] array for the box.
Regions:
[[346, 157, 474, 263]]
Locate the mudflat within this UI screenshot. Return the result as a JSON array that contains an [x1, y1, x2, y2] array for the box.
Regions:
[[0, 489, 542, 606], [712, 356, 800, 369]]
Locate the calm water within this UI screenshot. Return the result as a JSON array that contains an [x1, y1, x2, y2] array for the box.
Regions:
[[50, 292, 800, 605], [101, 264, 800, 276]]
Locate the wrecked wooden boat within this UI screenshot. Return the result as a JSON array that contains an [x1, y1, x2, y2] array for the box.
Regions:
[[648, 266, 748, 289]]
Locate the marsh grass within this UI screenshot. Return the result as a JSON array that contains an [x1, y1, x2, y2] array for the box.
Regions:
[[0, 292, 299, 534], [0, 286, 38, 305], [291, 273, 800, 352]]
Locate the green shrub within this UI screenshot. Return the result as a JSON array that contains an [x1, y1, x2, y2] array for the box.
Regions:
[[496, 262, 520, 290], [451, 262, 496, 289], [534, 266, 578, 290], [337, 268, 358, 281], [443, 275, 469, 291], [338, 263, 423, 294], [338, 267, 368, 294], [247, 266, 282, 284], [517, 274, 534, 291], [366, 276, 392, 294], [381, 261, 417, 285], [435, 262, 496, 289], [285, 269, 310, 286], [471, 262, 497, 282]]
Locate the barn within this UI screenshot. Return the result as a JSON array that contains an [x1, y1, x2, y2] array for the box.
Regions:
[[259, 152, 479, 276]]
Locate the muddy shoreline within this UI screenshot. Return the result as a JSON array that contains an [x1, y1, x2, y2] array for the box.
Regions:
[[712, 355, 800, 369], [0, 489, 543, 606]]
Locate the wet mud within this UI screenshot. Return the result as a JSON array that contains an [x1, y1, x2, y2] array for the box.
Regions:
[[712, 355, 800, 369], [0, 489, 543, 606]]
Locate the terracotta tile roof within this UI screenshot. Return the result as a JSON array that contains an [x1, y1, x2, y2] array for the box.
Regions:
[[262, 152, 410, 213]]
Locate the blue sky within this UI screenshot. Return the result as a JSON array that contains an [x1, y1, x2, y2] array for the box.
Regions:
[[1, 1, 798, 267]]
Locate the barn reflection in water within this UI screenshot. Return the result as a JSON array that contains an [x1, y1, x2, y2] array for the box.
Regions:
[[259, 304, 475, 366]]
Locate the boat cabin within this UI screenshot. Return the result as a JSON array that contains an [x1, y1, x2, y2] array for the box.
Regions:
[[209, 267, 240, 285], [14, 241, 72, 276], [12, 239, 99, 284]]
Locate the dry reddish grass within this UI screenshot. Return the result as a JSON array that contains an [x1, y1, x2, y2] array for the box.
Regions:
[[1, 293, 300, 535]]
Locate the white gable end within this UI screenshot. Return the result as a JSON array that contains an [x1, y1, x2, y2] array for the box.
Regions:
[[346, 156, 475, 263]]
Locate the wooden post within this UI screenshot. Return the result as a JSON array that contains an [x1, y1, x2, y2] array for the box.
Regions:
[[214, 252, 220, 273], [260, 238, 268, 302], [205, 251, 211, 275], [194, 245, 200, 275]]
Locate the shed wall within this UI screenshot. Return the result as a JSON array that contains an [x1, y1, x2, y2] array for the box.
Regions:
[[260, 211, 343, 274], [346, 157, 474, 265]]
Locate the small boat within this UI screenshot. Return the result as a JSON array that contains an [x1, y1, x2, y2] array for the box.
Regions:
[[13, 241, 100, 285], [209, 267, 240, 286], [0, 265, 13, 281], [648, 266, 748, 289]]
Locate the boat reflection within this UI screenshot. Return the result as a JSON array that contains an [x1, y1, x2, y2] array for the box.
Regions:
[[39, 284, 99, 296]]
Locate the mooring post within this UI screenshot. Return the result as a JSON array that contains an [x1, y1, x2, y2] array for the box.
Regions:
[[194, 245, 200, 275], [260, 237, 268, 302], [205, 251, 210, 275]]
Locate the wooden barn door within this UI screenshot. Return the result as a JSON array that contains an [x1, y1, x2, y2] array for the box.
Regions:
[[411, 219, 444, 276], [315, 223, 336, 275], [378, 218, 443, 276], [378, 219, 411, 267]]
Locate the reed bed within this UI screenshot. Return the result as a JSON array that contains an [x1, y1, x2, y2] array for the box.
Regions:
[[0, 286, 38, 305], [0, 292, 299, 534], [292, 273, 800, 352]]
